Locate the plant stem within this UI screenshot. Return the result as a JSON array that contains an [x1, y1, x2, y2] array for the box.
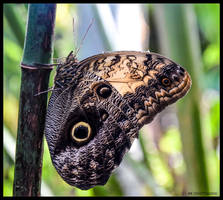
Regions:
[[153, 4, 209, 194], [13, 4, 56, 196]]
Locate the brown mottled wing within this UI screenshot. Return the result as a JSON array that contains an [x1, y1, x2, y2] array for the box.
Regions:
[[45, 50, 191, 190], [77, 51, 191, 126]]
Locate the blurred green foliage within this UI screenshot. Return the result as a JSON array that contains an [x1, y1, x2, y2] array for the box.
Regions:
[[195, 4, 219, 91], [3, 4, 219, 196]]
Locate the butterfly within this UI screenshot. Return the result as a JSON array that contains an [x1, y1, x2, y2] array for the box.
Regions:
[[44, 50, 191, 190]]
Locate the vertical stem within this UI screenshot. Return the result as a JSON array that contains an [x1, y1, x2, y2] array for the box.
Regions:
[[153, 4, 209, 194], [4, 4, 25, 48], [13, 4, 56, 196]]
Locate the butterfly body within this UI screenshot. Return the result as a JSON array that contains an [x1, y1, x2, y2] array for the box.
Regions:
[[45, 51, 191, 190]]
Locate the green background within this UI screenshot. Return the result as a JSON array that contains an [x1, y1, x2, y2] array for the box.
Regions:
[[3, 4, 219, 196]]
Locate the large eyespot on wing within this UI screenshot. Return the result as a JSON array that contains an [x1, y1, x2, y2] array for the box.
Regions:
[[44, 86, 105, 189], [45, 51, 192, 190], [70, 121, 92, 144], [44, 71, 141, 190]]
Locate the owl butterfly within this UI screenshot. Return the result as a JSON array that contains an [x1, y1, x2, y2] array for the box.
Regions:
[[45, 50, 191, 190]]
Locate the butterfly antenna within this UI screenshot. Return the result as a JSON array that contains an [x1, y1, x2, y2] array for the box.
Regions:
[[34, 87, 54, 96], [73, 18, 78, 54], [34, 87, 62, 96], [74, 18, 94, 56]]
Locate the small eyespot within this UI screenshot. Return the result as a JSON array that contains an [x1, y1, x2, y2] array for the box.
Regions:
[[161, 77, 171, 86], [71, 122, 91, 143], [99, 109, 109, 121], [96, 84, 112, 98]]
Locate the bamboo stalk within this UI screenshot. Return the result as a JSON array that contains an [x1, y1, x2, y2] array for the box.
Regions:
[[13, 4, 56, 196]]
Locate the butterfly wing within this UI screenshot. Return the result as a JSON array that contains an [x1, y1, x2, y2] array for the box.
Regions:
[[45, 69, 139, 190], [45, 51, 191, 190], [77, 51, 191, 126]]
